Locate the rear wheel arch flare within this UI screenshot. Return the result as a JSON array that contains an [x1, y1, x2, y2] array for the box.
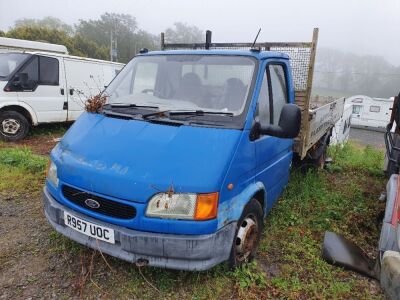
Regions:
[[0, 105, 33, 125], [252, 189, 265, 211]]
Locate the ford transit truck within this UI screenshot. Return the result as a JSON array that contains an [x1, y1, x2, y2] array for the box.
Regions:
[[43, 29, 345, 270]]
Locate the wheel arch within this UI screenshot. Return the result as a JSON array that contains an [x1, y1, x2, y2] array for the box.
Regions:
[[217, 182, 267, 229], [0, 103, 38, 125]]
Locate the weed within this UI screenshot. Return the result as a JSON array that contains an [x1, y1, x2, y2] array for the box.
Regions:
[[230, 261, 266, 289]]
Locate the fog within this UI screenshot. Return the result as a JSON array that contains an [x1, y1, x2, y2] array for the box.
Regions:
[[1, 0, 399, 66]]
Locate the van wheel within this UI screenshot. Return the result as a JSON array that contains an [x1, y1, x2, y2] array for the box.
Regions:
[[0, 111, 30, 142], [314, 146, 327, 169], [228, 199, 264, 268]]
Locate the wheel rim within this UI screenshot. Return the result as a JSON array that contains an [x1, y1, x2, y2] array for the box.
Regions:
[[1, 118, 21, 135], [235, 216, 259, 262]]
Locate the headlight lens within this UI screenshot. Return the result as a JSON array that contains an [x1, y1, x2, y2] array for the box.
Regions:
[[146, 193, 197, 219], [47, 161, 59, 187], [146, 192, 218, 220]]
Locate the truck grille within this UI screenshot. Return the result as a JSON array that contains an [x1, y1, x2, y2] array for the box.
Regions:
[[62, 185, 136, 219]]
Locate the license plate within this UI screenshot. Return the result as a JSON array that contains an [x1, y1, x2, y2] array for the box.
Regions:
[[64, 211, 115, 244]]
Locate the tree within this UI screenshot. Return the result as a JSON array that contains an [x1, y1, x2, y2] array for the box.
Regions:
[[164, 22, 203, 43], [5, 26, 108, 60], [76, 13, 140, 62], [14, 17, 74, 35]]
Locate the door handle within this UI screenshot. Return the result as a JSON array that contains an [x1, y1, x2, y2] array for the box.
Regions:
[[60, 88, 64, 95], [69, 88, 74, 96]]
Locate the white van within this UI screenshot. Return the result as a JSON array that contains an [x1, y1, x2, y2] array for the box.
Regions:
[[0, 51, 124, 141]]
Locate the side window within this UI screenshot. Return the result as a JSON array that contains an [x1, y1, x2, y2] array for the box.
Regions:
[[256, 72, 270, 125], [39, 56, 59, 85], [19, 56, 39, 83], [370, 105, 380, 113], [269, 64, 288, 125]]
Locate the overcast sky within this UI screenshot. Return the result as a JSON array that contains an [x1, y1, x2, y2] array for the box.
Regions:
[[1, 0, 399, 65]]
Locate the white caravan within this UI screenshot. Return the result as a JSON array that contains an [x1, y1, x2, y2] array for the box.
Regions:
[[348, 95, 393, 131], [0, 51, 124, 141]]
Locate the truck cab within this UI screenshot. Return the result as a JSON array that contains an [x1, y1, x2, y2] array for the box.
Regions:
[[43, 29, 344, 271], [43, 48, 302, 270]]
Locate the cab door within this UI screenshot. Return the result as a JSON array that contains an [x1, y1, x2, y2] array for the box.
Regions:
[[16, 55, 67, 123], [253, 60, 293, 211]]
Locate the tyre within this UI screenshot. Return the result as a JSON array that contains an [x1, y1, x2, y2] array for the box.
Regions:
[[0, 111, 30, 142], [313, 146, 327, 169], [228, 199, 264, 268]]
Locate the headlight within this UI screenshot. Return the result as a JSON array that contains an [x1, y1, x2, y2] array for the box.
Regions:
[[146, 192, 218, 220], [47, 161, 59, 187]]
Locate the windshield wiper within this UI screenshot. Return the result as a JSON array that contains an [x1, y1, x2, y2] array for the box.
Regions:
[[104, 103, 159, 109], [169, 110, 234, 117], [102, 109, 136, 119]]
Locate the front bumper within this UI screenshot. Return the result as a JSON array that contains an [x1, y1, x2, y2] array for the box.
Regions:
[[43, 187, 236, 271]]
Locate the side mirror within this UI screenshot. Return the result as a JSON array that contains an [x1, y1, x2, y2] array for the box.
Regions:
[[252, 103, 301, 139]]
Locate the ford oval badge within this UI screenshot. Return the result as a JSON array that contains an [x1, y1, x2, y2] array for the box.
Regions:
[[85, 198, 100, 209]]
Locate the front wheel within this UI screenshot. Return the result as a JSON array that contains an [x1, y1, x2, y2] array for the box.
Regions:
[[0, 111, 30, 142], [228, 199, 264, 268]]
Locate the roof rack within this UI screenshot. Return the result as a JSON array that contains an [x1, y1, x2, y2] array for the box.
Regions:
[[160, 29, 318, 92]]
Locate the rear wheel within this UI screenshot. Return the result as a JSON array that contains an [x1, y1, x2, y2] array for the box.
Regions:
[[0, 111, 30, 142], [228, 199, 264, 268]]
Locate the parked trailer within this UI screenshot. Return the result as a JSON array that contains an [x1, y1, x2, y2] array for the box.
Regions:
[[0, 50, 124, 141], [43, 28, 345, 271], [349, 95, 394, 131]]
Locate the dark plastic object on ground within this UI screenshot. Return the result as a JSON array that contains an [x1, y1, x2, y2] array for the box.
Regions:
[[322, 231, 380, 279]]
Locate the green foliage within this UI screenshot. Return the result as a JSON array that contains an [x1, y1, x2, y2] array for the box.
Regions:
[[328, 143, 384, 176], [0, 147, 47, 173], [230, 261, 266, 289], [14, 16, 74, 35], [5, 14, 158, 63], [75, 13, 157, 63]]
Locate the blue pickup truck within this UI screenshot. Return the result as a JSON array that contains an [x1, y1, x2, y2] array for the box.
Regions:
[[43, 29, 344, 270]]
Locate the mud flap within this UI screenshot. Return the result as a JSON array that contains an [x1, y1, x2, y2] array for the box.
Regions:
[[322, 231, 380, 279]]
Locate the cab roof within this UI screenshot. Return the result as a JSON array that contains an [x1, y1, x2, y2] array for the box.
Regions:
[[139, 49, 289, 60]]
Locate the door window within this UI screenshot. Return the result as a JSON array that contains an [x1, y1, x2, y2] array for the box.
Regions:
[[268, 64, 288, 125], [20, 56, 39, 82], [39, 56, 59, 85], [256, 72, 270, 125], [352, 105, 362, 114]]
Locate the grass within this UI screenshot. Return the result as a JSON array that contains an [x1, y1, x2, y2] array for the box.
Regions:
[[0, 147, 47, 173], [0, 141, 386, 299], [28, 122, 71, 138]]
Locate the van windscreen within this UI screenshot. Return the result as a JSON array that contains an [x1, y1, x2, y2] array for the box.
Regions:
[[105, 55, 256, 116], [0, 53, 30, 80]]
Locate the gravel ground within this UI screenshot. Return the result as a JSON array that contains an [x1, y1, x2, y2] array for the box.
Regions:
[[349, 127, 385, 149]]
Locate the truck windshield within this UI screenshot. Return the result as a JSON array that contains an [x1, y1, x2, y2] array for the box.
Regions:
[[105, 55, 256, 116], [0, 53, 30, 79]]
